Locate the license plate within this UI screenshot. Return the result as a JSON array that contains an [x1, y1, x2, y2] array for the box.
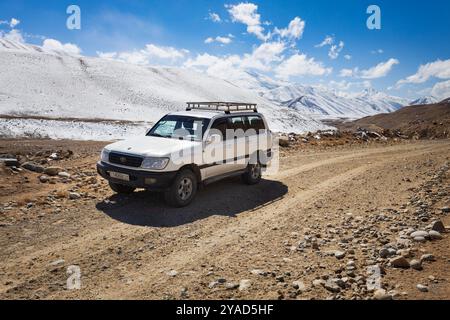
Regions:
[[109, 171, 130, 181]]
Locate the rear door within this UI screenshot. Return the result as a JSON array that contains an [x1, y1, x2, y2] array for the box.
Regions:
[[228, 116, 248, 171]]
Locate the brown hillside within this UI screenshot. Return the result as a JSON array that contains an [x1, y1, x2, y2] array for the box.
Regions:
[[335, 101, 450, 139]]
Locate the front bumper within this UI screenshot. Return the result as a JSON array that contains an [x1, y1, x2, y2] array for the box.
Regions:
[[97, 161, 177, 190]]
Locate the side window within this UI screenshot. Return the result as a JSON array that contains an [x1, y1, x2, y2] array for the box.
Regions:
[[246, 115, 266, 134], [229, 117, 246, 130], [210, 118, 227, 140], [228, 116, 246, 138]]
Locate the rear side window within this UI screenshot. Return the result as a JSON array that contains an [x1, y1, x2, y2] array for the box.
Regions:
[[246, 115, 266, 131], [229, 116, 247, 131]]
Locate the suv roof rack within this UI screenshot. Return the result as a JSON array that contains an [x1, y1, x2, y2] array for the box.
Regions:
[[186, 102, 258, 114]]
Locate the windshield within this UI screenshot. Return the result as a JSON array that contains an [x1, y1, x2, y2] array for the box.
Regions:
[[147, 115, 210, 141]]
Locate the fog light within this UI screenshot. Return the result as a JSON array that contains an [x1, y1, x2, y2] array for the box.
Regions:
[[145, 178, 157, 185]]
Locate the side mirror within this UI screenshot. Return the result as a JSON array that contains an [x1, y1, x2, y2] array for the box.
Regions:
[[206, 134, 222, 145]]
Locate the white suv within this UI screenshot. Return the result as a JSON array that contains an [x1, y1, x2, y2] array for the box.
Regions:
[[97, 102, 273, 207]]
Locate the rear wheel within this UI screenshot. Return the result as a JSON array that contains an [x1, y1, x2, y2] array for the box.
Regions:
[[164, 169, 197, 207], [242, 160, 262, 185], [109, 181, 136, 194]]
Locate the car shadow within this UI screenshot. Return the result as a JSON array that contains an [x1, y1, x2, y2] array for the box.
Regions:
[[96, 177, 288, 228]]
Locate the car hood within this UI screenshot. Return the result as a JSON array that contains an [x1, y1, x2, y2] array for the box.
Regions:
[[105, 136, 201, 157]]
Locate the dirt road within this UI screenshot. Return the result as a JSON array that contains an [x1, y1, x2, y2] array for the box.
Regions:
[[0, 140, 449, 300]]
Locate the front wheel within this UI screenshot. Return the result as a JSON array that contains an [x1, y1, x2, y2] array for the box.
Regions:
[[109, 182, 136, 194], [164, 169, 197, 207], [242, 161, 262, 185]]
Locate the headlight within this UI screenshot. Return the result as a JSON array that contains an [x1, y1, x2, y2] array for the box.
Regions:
[[101, 149, 110, 162], [141, 157, 169, 170]]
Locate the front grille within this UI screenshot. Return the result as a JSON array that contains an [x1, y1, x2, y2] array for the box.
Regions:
[[109, 152, 143, 168]]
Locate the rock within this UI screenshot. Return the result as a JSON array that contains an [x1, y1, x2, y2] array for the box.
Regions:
[[373, 289, 393, 300], [379, 248, 395, 258], [250, 269, 267, 276], [0, 158, 20, 167], [431, 220, 446, 233], [416, 284, 428, 292], [58, 172, 71, 178], [420, 254, 436, 262], [292, 280, 306, 291], [335, 250, 346, 259], [166, 270, 178, 277], [69, 192, 81, 200], [410, 231, 428, 239], [409, 259, 422, 270], [22, 162, 45, 173], [208, 281, 218, 289], [414, 236, 427, 243], [239, 279, 252, 291], [390, 256, 410, 269], [39, 175, 49, 183], [44, 167, 62, 176], [441, 207, 450, 213], [428, 230, 443, 240], [279, 137, 290, 148], [225, 282, 239, 290], [312, 279, 325, 288], [324, 279, 341, 293], [49, 153, 59, 160], [49, 259, 65, 266]]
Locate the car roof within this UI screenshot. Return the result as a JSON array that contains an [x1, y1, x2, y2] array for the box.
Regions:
[[168, 110, 262, 120]]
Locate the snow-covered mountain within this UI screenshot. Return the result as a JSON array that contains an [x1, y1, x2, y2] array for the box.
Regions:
[[409, 96, 438, 106], [0, 39, 329, 139], [262, 85, 409, 119]]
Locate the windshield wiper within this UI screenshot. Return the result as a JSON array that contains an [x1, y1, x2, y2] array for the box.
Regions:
[[149, 133, 171, 138]]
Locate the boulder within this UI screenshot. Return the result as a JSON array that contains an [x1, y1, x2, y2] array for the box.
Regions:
[[431, 220, 446, 233], [390, 256, 410, 269], [22, 162, 45, 173], [44, 167, 63, 176]]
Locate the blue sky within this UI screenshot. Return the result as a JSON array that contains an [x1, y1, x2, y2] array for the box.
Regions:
[[1, 0, 450, 99]]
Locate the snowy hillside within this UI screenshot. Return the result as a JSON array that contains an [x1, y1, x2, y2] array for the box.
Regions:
[[262, 85, 409, 119], [409, 96, 438, 106], [0, 39, 329, 139]]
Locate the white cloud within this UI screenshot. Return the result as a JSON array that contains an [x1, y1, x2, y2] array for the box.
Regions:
[[186, 41, 286, 74], [315, 35, 334, 48], [371, 49, 384, 54], [275, 53, 332, 79], [96, 51, 118, 60], [10, 18, 20, 28], [204, 36, 233, 45], [226, 2, 269, 41], [431, 80, 450, 99], [315, 36, 345, 60], [248, 42, 285, 64], [0, 29, 24, 43], [98, 43, 188, 65], [0, 18, 20, 28], [42, 39, 82, 55], [329, 41, 344, 60], [339, 67, 358, 77], [145, 44, 188, 60], [208, 12, 222, 23], [397, 59, 450, 85], [360, 58, 399, 79], [274, 17, 305, 40], [344, 54, 352, 60]]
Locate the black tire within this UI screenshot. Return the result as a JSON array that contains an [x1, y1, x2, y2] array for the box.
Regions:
[[164, 169, 197, 207], [242, 158, 262, 185], [109, 181, 136, 194]]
